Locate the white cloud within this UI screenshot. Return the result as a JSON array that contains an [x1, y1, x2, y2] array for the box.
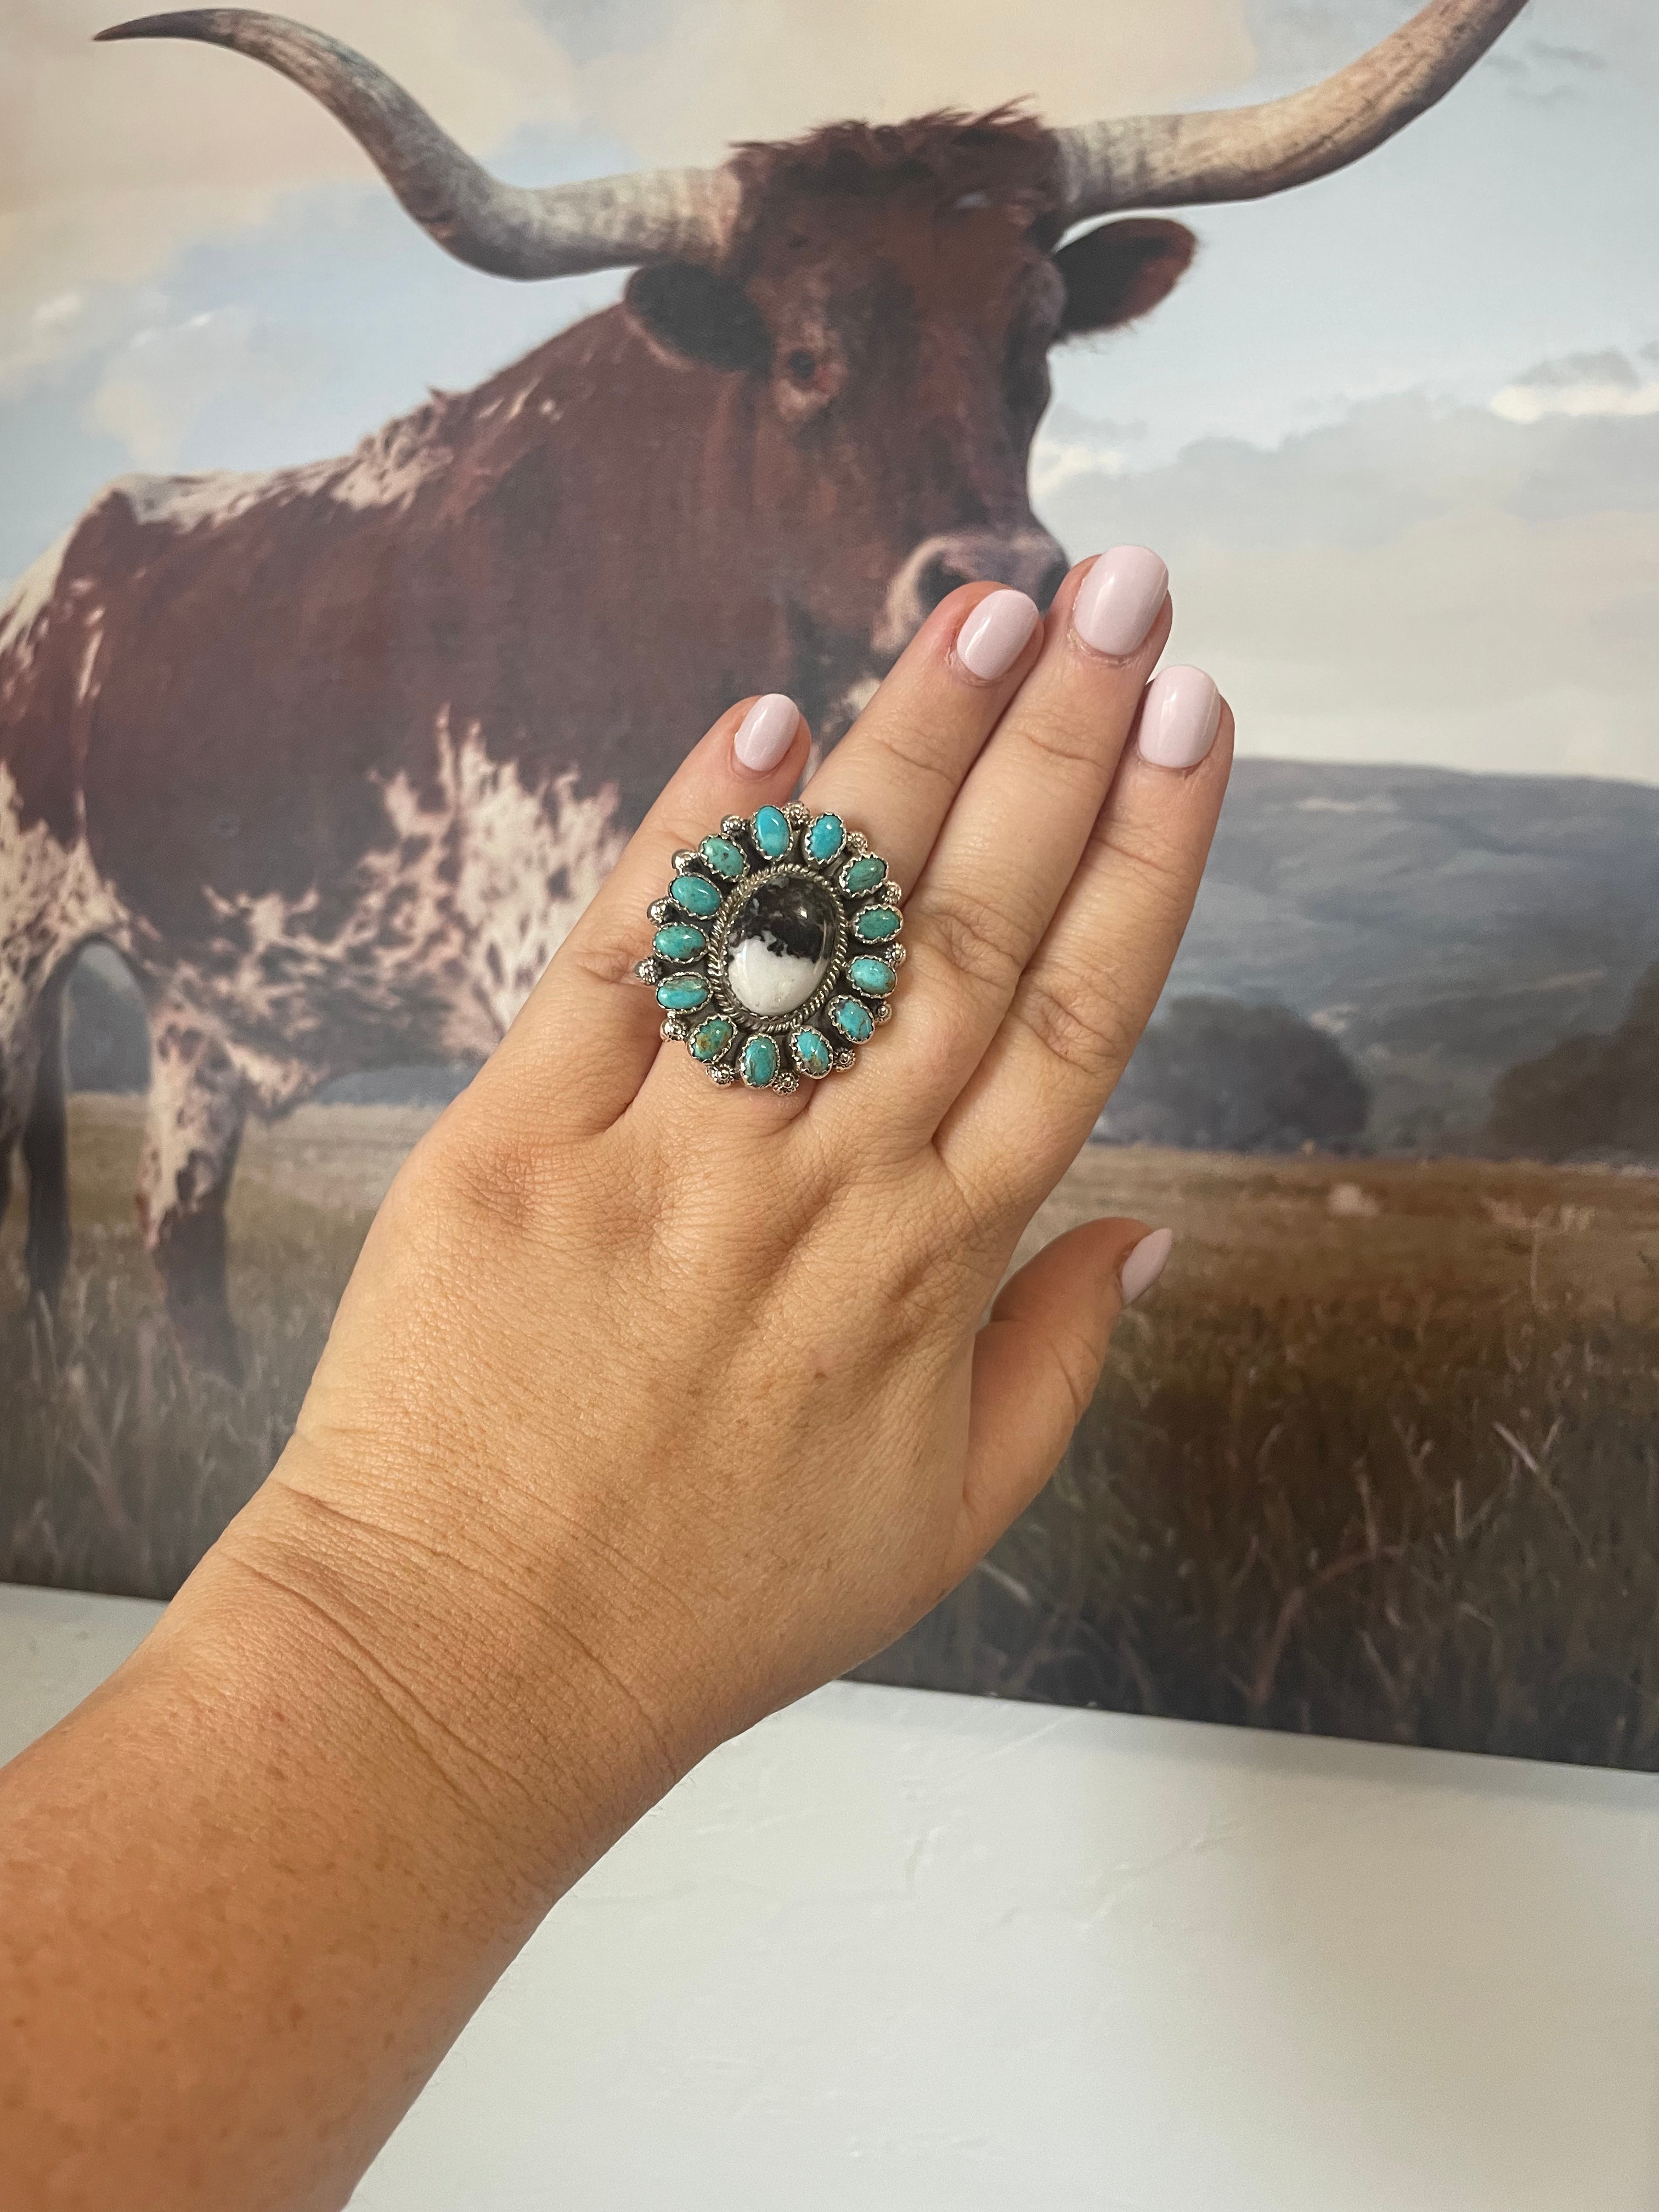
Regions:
[[88, 306, 307, 469], [1030, 403, 1143, 503], [1493, 381, 1659, 425], [1491, 349, 1659, 424], [2, 280, 170, 403], [1031, 438, 1131, 502], [1040, 385, 1659, 786]]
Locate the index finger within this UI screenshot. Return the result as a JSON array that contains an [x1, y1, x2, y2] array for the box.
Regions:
[[482, 692, 810, 1131]]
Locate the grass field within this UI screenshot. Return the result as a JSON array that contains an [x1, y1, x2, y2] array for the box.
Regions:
[[0, 1098, 408, 1601], [4, 1098, 1657, 1769]]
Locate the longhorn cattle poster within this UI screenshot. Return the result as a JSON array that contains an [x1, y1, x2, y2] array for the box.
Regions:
[[3, 1, 1656, 1771]]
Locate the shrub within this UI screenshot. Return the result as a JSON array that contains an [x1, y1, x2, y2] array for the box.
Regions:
[[1099, 994, 1369, 1154], [1488, 963, 1659, 1161]]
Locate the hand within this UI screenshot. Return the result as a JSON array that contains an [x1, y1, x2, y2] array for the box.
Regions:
[[252, 546, 1231, 1793], [2, 548, 1231, 2212]]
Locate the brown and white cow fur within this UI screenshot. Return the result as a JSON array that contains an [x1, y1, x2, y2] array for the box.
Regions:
[[1, 112, 1195, 1371]]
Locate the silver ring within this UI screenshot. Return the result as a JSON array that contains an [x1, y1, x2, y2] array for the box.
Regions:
[[635, 802, 905, 1092]]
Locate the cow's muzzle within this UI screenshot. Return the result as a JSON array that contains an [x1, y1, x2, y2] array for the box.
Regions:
[[874, 527, 1068, 664]]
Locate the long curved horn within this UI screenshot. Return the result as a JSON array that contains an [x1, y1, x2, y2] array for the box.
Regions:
[[1054, 0, 1530, 222], [95, 9, 736, 277]]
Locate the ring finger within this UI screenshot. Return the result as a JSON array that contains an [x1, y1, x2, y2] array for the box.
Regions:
[[635, 577, 1046, 1117]]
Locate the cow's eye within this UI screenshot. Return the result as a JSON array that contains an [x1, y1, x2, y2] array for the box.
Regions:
[[783, 348, 818, 387]]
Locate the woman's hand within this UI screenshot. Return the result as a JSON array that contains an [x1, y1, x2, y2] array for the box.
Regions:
[[259, 548, 1229, 1785], [2, 549, 1230, 2212]]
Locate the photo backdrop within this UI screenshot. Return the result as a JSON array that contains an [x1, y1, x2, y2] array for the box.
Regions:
[[3, 0, 1656, 1768]]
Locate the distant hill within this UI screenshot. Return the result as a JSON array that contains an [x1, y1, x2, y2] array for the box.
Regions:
[[63, 760, 1658, 1151], [1164, 760, 1659, 1149]]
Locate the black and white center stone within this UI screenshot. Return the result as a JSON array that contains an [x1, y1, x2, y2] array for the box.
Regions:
[[724, 873, 838, 1018]]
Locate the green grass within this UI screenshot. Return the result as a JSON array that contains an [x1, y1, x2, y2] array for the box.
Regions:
[[5, 1103, 1658, 1768]]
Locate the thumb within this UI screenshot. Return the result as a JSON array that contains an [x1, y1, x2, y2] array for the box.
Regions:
[[947, 1217, 1173, 1584]]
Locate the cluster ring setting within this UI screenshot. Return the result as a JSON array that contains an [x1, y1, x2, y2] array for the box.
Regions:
[[635, 802, 905, 1092]]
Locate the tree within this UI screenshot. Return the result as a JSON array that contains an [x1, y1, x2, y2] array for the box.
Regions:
[[1097, 995, 1369, 1154], [1488, 963, 1659, 1161]]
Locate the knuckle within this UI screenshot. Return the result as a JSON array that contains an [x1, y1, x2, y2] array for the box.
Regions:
[[415, 1113, 548, 1241], [866, 712, 966, 799], [882, 1175, 992, 1332], [409, 1084, 625, 1248], [1012, 701, 1116, 777], [1015, 962, 1139, 1077], [915, 884, 1029, 1001], [567, 930, 642, 990], [919, 1151, 994, 1257], [1090, 821, 1196, 912]]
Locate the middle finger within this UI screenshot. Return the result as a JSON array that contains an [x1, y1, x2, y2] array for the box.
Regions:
[[820, 545, 1172, 1143]]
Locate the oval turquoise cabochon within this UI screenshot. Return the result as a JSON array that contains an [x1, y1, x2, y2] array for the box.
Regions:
[[847, 956, 895, 996], [740, 1033, 781, 1087]]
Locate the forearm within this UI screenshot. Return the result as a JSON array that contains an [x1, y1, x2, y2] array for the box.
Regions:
[[0, 1462, 675, 2212]]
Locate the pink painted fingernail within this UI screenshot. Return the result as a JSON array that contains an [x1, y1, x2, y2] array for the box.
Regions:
[[956, 588, 1040, 681], [1073, 545, 1169, 658], [1138, 666, 1221, 770], [733, 693, 799, 772], [1120, 1227, 1174, 1305]]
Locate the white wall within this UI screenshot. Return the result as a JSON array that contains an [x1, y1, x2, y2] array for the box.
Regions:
[[4, 1579, 1656, 2210]]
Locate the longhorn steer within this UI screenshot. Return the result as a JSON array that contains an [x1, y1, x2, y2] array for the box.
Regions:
[[0, 0, 1529, 1372]]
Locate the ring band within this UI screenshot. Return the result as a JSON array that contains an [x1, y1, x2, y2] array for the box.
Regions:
[[635, 803, 905, 1092]]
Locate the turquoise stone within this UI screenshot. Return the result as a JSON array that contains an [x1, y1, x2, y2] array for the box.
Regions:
[[830, 996, 874, 1043], [792, 1027, 833, 1078], [690, 1015, 735, 1063], [853, 904, 901, 943], [752, 805, 792, 859], [653, 922, 707, 962], [672, 872, 721, 919], [656, 973, 710, 1012], [740, 1033, 780, 1088], [701, 833, 747, 881], [847, 956, 895, 997], [839, 853, 886, 897], [805, 812, 845, 862]]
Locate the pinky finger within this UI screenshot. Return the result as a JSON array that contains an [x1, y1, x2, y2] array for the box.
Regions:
[[943, 1217, 1170, 1589]]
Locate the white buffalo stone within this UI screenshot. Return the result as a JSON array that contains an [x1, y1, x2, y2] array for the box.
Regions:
[[724, 874, 837, 1018]]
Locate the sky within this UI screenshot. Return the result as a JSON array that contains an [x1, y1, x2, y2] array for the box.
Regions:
[[3, 0, 1656, 782]]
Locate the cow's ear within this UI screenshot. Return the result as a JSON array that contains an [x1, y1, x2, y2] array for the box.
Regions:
[[1052, 218, 1196, 338], [624, 263, 771, 374]]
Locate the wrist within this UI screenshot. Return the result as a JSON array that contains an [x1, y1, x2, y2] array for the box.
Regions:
[[198, 1442, 690, 1907], [2, 1440, 686, 2211]]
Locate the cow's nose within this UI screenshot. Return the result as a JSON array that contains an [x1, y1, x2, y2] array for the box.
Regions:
[[874, 527, 1069, 662]]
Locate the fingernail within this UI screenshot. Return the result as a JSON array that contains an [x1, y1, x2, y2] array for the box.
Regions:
[[1137, 666, 1221, 770], [733, 692, 799, 773], [1073, 545, 1169, 658], [955, 588, 1040, 681], [1120, 1227, 1174, 1306]]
